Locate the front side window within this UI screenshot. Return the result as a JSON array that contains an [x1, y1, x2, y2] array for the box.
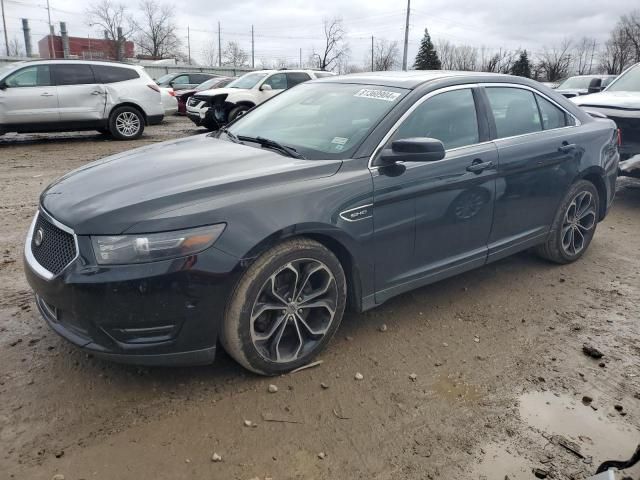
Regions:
[[263, 73, 287, 90], [53, 64, 95, 86], [535, 94, 568, 130], [606, 64, 640, 92], [227, 83, 407, 159], [392, 88, 479, 150], [171, 75, 189, 85], [486, 87, 542, 138], [4, 65, 51, 87]]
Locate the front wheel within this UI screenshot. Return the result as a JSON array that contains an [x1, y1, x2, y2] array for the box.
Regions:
[[536, 180, 599, 264], [228, 105, 250, 122], [109, 106, 144, 140], [221, 238, 347, 375]]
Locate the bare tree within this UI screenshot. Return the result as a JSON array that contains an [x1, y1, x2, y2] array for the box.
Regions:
[[133, 0, 181, 59], [222, 41, 248, 67], [87, 0, 134, 60], [435, 39, 456, 70], [201, 40, 217, 66], [573, 37, 598, 75], [620, 11, 640, 64], [367, 39, 399, 71], [537, 39, 573, 81], [600, 25, 633, 74], [452, 45, 478, 71], [8, 36, 24, 57], [311, 17, 349, 71]]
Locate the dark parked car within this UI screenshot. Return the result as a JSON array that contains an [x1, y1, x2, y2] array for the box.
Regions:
[[24, 71, 619, 375], [155, 72, 218, 91], [175, 76, 234, 115], [555, 74, 617, 98]]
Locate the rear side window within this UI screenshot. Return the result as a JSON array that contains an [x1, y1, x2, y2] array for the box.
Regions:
[[535, 94, 568, 130], [191, 74, 212, 83], [286, 72, 311, 87], [53, 64, 96, 86], [92, 65, 139, 83], [486, 87, 542, 138], [4, 65, 51, 87], [392, 88, 480, 150]]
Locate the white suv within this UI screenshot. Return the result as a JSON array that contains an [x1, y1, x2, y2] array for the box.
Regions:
[[0, 60, 164, 140], [186, 69, 334, 130]]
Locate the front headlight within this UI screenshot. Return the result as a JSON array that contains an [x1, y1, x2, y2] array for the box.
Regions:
[[91, 224, 226, 265]]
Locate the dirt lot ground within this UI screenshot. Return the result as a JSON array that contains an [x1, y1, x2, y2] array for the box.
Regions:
[[1, 116, 639, 480]]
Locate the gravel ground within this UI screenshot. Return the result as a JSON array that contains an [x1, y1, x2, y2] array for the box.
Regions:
[[1, 116, 639, 480]]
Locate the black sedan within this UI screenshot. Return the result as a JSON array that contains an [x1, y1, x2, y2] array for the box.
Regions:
[[24, 71, 619, 375]]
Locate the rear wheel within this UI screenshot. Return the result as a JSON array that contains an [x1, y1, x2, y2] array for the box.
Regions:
[[221, 238, 347, 375], [536, 180, 599, 264], [109, 106, 144, 140]]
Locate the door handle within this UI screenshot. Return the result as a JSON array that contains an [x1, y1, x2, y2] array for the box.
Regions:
[[41, 92, 54, 97], [466, 159, 494, 174], [91, 90, 103, 95], [558, 143, 577, 153]]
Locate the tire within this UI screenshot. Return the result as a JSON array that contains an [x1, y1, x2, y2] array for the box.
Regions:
[[535, 179, 600, 264], [221, 238, 347, 375], [108, 106, 144, 140], [228, 105, 250, 122]]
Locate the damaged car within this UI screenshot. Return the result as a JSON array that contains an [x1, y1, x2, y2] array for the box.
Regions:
[[186, 69, 333, 130], [572, 63, 640, 178]]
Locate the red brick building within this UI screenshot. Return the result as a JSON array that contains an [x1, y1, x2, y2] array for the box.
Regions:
[[38, 35, 135, 60]]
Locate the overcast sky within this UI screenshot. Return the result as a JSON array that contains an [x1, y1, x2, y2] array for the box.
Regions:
[[2, 0, 638, 67]]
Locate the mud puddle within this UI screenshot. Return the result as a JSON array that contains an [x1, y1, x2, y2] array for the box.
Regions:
[[519, 391, 639, 461]]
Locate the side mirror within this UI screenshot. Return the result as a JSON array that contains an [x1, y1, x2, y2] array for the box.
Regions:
[[376, 138, 446, 166], [587, 78, 602, 94], [0, 80, 7, 90], [260, 84, 272, 91]]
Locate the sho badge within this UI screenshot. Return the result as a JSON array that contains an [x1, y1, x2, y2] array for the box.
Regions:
[[339, 204, 373, 222], [34, 228, 44, 247]]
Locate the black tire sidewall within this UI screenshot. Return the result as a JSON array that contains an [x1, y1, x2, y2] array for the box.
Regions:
[[224, 241, 346, 375], [228, 105, 249, 122], [109, 107, 144, 140], [550, 180, 599, 263]]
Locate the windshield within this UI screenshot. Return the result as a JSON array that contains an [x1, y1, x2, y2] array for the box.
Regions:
[[155, 73, 175, 85], [557, 76, 595, 90], [227, 83, 408, 160], [196, 78, 222, 91], [606, 64, 640, 92], [227, 72, 268, 89]]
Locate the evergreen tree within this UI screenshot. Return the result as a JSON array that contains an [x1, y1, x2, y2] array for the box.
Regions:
[[413, 28, 441, 70], [510, 50, 532, 78]]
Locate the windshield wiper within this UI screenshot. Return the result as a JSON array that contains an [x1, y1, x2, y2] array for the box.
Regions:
[[238, 135, 305, 159], [218, 126, 240, 143]]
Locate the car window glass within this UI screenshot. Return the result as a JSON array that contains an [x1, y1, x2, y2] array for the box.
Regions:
[[314, 72, 333, 78], [172, 75, 189, 85], [263, 73, 287, 90], [286, 72, 311, 87], [535, 94, 568, 130], [54, 64, 96, 86], [92, 65, 139, 83], [5, 65, 51, 87], [486, 87, 542, 138], [392, 89, 479, 150], [192, 74, 211, 83]]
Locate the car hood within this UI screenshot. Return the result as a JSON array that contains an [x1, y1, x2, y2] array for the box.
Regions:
[[556, 88, 587, 96], [174, 88, 196, 96], [571, 91, 640, 109], [194, 87, 245, 98], [41, 135, 342, 235]]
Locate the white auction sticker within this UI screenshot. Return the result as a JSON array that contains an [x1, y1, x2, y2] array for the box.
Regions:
[[354, 88, 401, 102], [331, 137, 349, 145]]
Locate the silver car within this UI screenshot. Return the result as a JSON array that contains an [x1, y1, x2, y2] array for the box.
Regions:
[[0, 60, 164, 140]]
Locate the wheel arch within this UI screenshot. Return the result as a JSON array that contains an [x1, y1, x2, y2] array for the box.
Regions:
[[577, 167, 608, 221], [241, 225, 364, 313]]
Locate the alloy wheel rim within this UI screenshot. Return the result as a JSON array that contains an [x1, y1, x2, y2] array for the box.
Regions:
[[561, 191, 596, 256], [250, 258, 338, 363], [116, 112, 141, 137]]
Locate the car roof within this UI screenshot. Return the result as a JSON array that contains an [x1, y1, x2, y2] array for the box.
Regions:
[[315, 70, 521, 89], [6, 59, 143, 70]]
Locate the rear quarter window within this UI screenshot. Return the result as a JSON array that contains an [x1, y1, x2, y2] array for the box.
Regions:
[[92, 65, 139, 83]]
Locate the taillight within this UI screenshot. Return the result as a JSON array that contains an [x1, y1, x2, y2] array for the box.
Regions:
[[147, 84, 160, 93], [617, 128, 622, 147]]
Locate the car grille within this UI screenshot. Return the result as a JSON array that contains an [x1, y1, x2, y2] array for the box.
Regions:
[[31, 213, 77, 276], [190, 95, 209, 107]]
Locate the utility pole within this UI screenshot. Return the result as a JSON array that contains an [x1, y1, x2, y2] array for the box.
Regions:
[[217, 21, 222, 67], [251, 25, 254, 69], [46, 0, 54, 58], [1, 0, 9, 56], [371, 35, 374, 71], [187, 25, 191, 64], [299, 47, 302, 68], [402, 0, 410, 71]]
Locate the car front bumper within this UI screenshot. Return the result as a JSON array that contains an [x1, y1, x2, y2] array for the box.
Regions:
[[24, 213, 242, 366]]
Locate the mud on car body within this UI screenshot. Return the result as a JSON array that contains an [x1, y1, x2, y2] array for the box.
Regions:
[[25, 71, 619, 375]]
